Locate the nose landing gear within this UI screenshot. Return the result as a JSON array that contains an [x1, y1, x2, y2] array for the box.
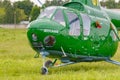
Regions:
[[41, 60, 53, 75], [41, 67, 48, 75]]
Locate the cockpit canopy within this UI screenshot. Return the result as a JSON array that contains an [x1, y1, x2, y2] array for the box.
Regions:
[[38, 6, 66, 26], [38, 6, 57, 19], [37, 6, 91, 36]]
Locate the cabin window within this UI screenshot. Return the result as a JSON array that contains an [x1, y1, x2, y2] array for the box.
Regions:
[[52, 9, 65, 26], [67, 12, 80, 36], [81, 14, 91, 36], [38, 6, 56, 18]]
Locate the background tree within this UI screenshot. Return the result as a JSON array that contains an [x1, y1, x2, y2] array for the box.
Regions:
[[116, 1, 120, 8], [2, 0, 14, 24], [14, 0, 33, 20], [0, 8, 5, 24], [44, 0, 69, 7], [15, 8, 27, 23], [105, 0, 116, 8], [0, 1, 3, 7], [30, 5, 40, 22], [100, 0, 119, 9]]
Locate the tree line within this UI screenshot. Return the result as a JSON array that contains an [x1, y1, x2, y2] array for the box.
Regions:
[[0, 0, 69, 24], [100, 0, 120, 9], [0, 0, 119, 24], [0, 0, 40, 24]]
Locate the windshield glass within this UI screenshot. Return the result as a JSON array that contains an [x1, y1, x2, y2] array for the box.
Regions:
[[52, 9, 65, 26], [67, 12, 80, 36], [38, 6, 57, 19], [81, 13, 91, 36]]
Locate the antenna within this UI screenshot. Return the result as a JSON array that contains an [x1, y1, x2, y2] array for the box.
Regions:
[[37, 0, 45, 8], [37, 0, 43, 6]]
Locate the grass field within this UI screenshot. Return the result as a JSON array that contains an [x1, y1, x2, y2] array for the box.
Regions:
[[0, 28, 120, 80]]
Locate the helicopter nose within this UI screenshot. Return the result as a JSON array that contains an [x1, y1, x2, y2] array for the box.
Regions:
[[27, 19, 64, 31], [27, 19, 64, 52]]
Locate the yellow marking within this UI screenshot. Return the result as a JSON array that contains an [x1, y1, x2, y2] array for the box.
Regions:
[[92, 0, 98, 6]]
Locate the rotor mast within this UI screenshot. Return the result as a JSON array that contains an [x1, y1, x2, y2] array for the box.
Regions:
[[71, 0, 101, 9]]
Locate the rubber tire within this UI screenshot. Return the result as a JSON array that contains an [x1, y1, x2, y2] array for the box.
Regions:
[[41, 67, 48, 75]]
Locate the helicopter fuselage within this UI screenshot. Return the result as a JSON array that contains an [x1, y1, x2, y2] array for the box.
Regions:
[[27, 6, 119, 61], [27, 0, 120, 75]]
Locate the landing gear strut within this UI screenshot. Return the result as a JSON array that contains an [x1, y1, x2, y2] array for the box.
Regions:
[[105, 59, 120, 66], [40, 50, 75, 75], [41, 60, 53, 75]]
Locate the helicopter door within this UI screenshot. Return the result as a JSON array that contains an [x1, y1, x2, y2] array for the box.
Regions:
[[80, 13, 95, 55], [65, 11, 81, 54], [81, 13, 91, 37], [66, 12, 80, 36]]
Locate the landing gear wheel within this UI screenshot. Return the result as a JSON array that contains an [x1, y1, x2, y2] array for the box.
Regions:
[[41, 67, 48, 75], [45, 60, 53, 68]]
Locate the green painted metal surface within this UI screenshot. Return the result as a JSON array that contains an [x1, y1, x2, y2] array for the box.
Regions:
[[27, 0, 119, 60], [104, 9, 120, 29]]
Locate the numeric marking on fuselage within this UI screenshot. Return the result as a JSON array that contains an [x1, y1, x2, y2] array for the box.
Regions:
[[44, 29, 59, 33]]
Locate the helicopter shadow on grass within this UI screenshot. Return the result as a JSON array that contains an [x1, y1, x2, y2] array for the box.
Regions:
[[48, 62, 119, 74]]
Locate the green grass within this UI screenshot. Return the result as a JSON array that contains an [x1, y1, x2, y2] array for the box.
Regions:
[[0, 28, 120, 80]]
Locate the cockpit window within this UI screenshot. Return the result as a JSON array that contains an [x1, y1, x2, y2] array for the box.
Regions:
[[38, 6, 57, 18], [81, 13, 91, 36], [52, 9, 65, 26], [67, 12, 80, 36]]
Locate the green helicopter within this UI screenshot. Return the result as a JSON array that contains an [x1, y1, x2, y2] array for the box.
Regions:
[[27, 0, 120, 74]]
